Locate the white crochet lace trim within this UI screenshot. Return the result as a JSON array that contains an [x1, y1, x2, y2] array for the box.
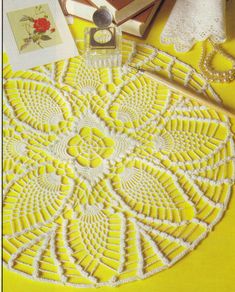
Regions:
[[161, 0, 227, 52]]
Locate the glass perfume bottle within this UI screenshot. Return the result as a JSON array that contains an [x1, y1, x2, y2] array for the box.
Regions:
[[84, 6, 122, 68]]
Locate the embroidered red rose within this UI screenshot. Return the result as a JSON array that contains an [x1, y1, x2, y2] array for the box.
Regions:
[[33, 18, 51, 33]]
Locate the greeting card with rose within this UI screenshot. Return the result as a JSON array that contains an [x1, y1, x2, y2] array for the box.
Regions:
[[8, 4, 62, 54], [3, 0, 78, 70]]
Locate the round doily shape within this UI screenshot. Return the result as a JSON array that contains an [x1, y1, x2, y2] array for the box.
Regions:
[[3, 40, 235, 288]]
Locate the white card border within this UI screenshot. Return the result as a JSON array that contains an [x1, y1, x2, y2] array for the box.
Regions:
[[3, 0, 78, 70]]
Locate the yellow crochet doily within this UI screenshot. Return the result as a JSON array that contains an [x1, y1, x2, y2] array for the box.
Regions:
[[3, 40, 235, 288]]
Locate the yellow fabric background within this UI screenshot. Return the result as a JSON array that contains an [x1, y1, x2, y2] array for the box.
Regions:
[[3, 0, 235, 291]]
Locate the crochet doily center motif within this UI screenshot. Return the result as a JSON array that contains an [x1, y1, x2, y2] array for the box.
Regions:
[[67, 127, 115, 168]]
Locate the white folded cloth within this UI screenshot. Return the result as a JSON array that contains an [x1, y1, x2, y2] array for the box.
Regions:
[[160, 0, 226, 52]]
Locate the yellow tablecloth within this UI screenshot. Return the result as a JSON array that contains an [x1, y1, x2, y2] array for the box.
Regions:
[[4, 0, 235, 291]]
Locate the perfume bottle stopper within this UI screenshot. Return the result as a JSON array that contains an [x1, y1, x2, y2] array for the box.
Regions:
[[92, 6, 113, 28]]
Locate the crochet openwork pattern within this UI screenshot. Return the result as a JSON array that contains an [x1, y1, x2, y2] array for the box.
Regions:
[[3, 40, 235, 287]]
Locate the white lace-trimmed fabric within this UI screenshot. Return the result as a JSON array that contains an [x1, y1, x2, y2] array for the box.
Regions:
[[2, 40, 235, 287], [161, 0, 227, 52]]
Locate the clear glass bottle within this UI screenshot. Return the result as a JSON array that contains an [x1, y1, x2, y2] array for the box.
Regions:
[[84, 7, 122, 68]]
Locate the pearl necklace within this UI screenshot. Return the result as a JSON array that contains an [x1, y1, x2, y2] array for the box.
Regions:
[[199, 38, 235, 83]]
